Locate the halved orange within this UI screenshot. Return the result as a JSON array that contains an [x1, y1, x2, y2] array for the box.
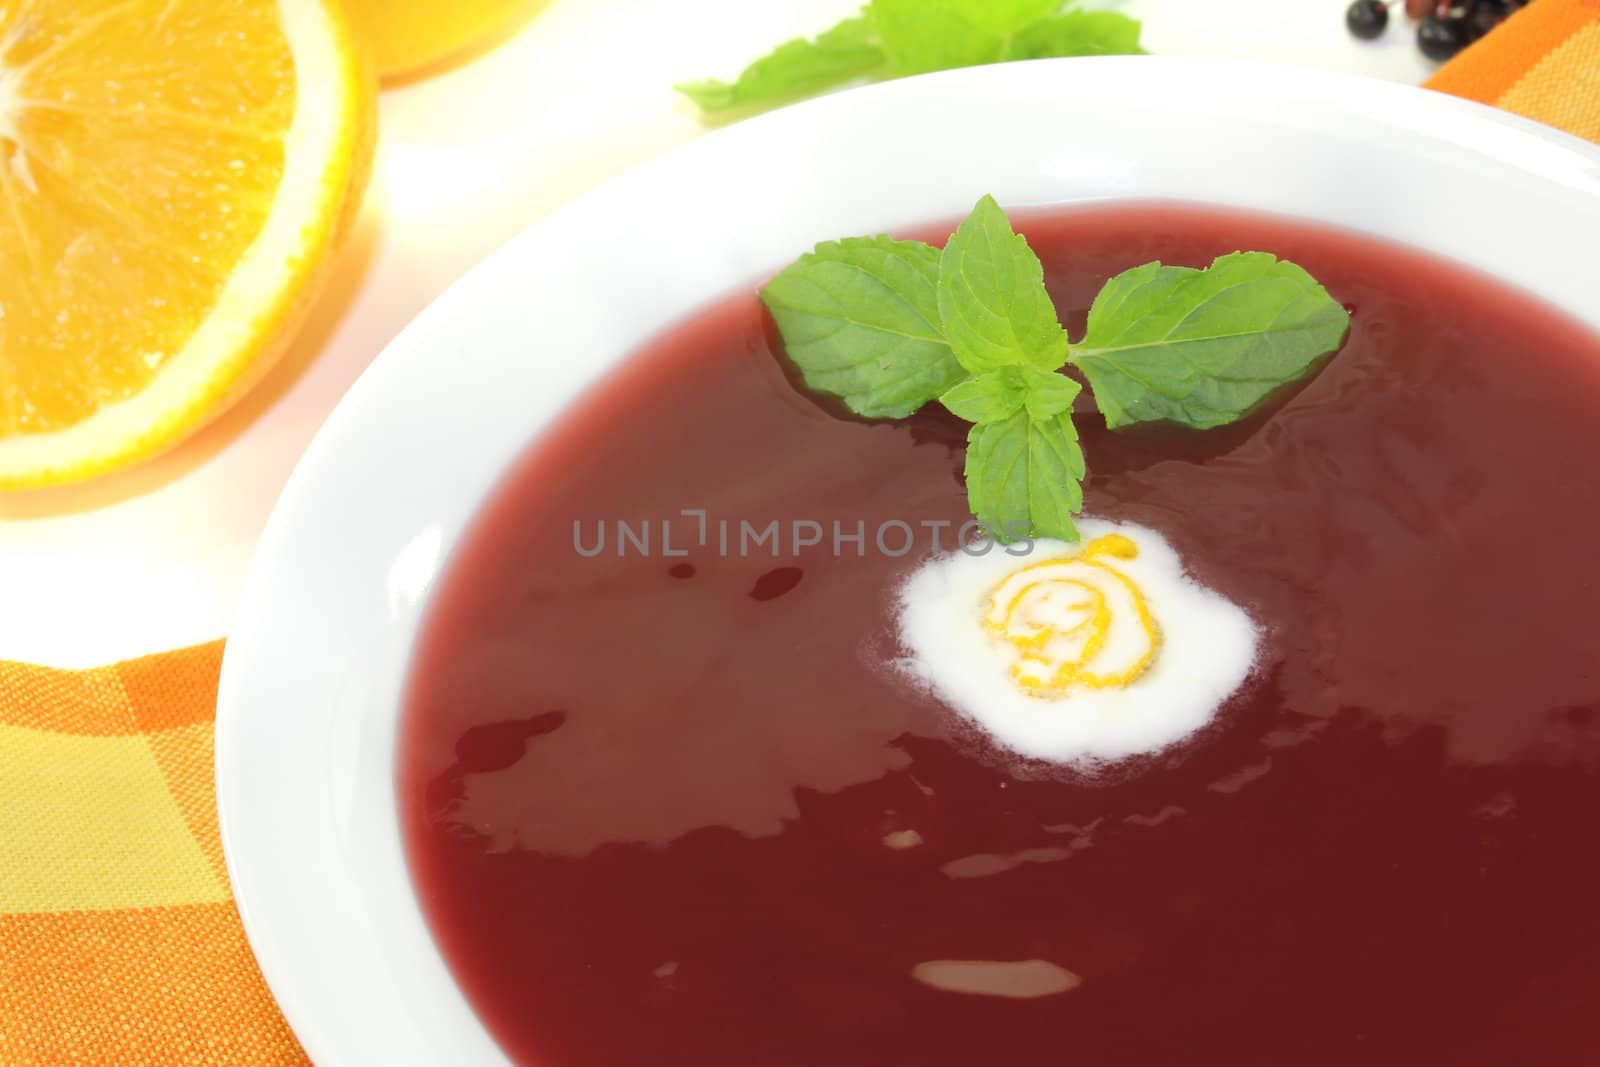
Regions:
[[344, 0, 548, 83], [0, 0, 375, 488]]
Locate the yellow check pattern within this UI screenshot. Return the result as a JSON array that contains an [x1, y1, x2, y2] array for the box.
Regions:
[[0, 643, 308, 1065]]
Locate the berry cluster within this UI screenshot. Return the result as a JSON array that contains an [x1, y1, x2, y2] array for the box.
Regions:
[[1346, 0, 1529, 60]]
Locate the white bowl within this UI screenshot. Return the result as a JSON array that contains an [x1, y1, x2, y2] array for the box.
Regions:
[[216, 57, 1600, 1066]]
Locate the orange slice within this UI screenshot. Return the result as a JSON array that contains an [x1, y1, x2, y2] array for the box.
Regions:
[[0, 0, 375, 488], [344, 0, 548, 83]]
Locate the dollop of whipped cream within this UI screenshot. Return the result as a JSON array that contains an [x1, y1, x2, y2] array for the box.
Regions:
[[897, 519, 1258, 766]]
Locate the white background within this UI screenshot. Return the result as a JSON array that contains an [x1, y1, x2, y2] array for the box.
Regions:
[[0, 0, 1435, 666]]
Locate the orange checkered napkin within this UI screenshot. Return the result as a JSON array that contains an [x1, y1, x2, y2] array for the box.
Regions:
[[1426, 0, 1600, 140], [2, 8, 1598, 1063], [0, 643, 309, 1065]]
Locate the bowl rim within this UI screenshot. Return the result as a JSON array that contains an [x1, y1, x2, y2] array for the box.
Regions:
[[217, 55, 1600, 1067]]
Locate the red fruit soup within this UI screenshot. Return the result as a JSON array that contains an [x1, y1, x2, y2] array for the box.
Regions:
[[400, 204, 1600, 1066]]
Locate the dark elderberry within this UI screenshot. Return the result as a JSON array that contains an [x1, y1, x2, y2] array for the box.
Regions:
[[1345, 0, 1389, 39], [1466, 0, 1512, 41], [1418, 11, 1469, 60]]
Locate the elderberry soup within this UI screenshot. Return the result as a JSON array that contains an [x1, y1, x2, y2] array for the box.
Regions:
[[400, 204, 1600, 1066]]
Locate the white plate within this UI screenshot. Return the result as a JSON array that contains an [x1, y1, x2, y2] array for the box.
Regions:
[[217, 57, 1600, 1066]]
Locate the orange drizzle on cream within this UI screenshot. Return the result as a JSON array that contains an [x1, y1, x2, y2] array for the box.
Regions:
[[982, 534, 1160, 697]]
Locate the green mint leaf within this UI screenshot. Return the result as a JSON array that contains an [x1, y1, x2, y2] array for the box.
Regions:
[[870, 0, 1002, 75], [937, 195, 1069, 376], [965, 410, 1085, 543], [1008, 10, 1146, 59], [676, 14, 885, 115], [761, 235, 965, 418], [965, 0, 1067, 35], [941, 365, 1082, 423], [871, 0, 1066, 75], [940, 369, 1027, 423], [680, 1, 1144, 120], [872, 3, 1142, 75], [1019, 366, 1081, 420], [1072, 252, 1351, 430], [940, 366, 1080, 423]]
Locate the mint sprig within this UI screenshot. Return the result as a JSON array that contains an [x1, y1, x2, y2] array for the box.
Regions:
[[760, 196, 1351, 543], [677, 2, 1144, 120], [675, 14, 884, 116]]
